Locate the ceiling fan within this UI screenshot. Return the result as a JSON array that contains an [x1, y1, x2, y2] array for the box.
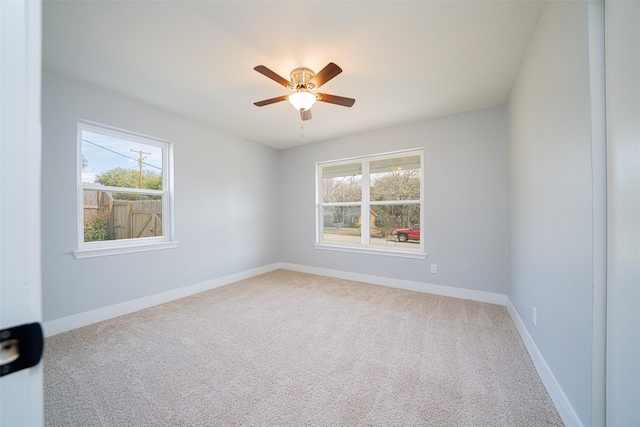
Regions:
[[253, 62, 355, 121]]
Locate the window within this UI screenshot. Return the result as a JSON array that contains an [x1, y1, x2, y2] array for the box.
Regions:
[[74, 122, 177, 259], [316, 149, 425, 258]]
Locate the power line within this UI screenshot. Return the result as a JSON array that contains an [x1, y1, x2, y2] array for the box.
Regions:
[[82, 139, 162, 170]]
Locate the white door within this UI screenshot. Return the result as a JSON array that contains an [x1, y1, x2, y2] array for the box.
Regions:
[[0, 1, 44, 426]]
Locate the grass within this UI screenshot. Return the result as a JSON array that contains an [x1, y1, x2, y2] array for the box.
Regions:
[[324, 227, 388, 238]]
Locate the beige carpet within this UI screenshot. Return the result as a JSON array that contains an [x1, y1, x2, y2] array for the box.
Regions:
[[44, 270, 563, 426]]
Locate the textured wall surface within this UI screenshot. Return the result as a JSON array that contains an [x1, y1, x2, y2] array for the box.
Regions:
[[41, 69, 280, 321], [280, 106, 507, 294], [506, 2, 597, 425]]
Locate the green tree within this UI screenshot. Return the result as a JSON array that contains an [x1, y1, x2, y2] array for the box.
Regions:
[[95, 167, 162, 200]]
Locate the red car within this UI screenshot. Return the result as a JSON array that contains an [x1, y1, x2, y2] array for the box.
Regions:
[[395, 224, 420, 242]]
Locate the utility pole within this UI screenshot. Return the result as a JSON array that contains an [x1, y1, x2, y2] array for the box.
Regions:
[[130, 149, 150, 188]]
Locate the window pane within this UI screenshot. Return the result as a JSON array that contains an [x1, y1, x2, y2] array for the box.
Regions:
[[83, 190, 163, 242], [370, 155, 421, 201], [322, 163, 362, 203], [322, 206, 361, 243], [82, 130, 163, 190], [370, 204, 420, 247]]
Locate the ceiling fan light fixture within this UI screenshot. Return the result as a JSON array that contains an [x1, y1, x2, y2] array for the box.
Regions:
[[288, 90, 316, 111]]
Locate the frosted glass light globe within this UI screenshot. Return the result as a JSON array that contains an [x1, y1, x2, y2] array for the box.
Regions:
[[289, 91, 316, 111]]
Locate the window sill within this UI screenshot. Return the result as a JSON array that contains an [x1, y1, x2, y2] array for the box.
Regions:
[[314, 243, 427, 259], [74, 241, 179, 259]]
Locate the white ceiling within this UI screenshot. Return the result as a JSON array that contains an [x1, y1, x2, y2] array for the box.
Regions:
[[43, 1, 543, 150]]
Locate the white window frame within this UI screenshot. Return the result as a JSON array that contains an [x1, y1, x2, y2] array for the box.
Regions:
[[74, 121, 178, 259], [315, 149, 426, 259]]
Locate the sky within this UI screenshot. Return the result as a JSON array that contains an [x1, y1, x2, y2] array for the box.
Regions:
[[81, 130, 163, 184]]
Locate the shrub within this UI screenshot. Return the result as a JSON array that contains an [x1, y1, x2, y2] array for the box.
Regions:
[[84, 211, 111, 242]]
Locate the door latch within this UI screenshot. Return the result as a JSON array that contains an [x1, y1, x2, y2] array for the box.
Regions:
[[0, 323, 44, 377]]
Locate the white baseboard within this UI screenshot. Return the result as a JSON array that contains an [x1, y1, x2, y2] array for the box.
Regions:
[[280, 262, 507, 306], [43, 263, 281, 337], [43, 262, 504, 337], [505, 297, 584, 427]]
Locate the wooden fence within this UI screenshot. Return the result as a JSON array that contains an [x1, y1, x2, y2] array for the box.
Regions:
[[111, 199, 163, 239], [84, 191, 162, 240]]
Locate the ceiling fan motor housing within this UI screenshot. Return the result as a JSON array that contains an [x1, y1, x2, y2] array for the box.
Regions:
[[290, 68, 316, 90]]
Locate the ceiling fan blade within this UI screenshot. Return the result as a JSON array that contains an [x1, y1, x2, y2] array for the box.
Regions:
[[308, 62, 342, 88], [254, 65, 291, 88], [301, 109, 312, 121], [254, 95, 288, 107], [317, 93, 356, 107]]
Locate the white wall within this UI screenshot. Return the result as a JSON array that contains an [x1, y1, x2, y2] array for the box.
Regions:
[[506, 2, 604, 425], [280, 106, 507, 295], [41, 69, 280, 322], [605, 1, 640, 425]]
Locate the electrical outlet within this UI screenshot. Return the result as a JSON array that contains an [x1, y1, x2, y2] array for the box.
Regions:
[[430, 264, 438, 274], [532, 307, 537, 326]]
